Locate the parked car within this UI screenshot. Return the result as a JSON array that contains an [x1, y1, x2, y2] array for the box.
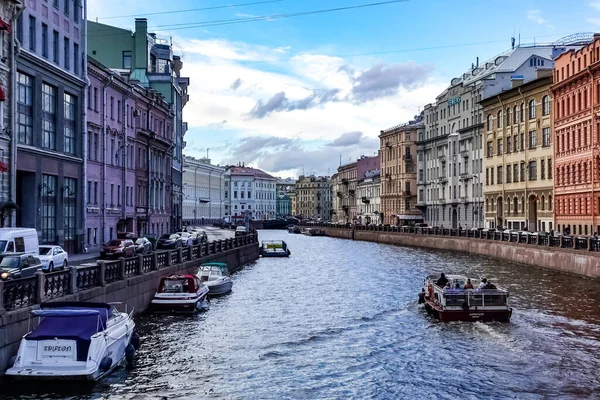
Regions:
[[38, 245, 68, 272], [157, 234, 183, 250], [177, 232, 194, 247], [0, 228, 39, 256], [235, 226, 248, 237], [100, 239, 136, 259], [134, 237, 153, 254], [0, 254, 42, 280], [117, 232, 137, 240], [189, 229, 208, 244]]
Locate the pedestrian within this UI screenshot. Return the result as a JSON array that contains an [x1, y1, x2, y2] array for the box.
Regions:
[[458, 223, 462, 231]]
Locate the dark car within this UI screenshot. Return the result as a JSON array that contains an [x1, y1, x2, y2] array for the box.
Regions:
[[157, 234, 183, 250], [100, 239, 136, 259], [0, 254, 42, 280], [134, 237, 153, 254]]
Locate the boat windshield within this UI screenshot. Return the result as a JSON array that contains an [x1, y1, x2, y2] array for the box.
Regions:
[[163, 279, 189, 293], [200, 268, 222, 281]]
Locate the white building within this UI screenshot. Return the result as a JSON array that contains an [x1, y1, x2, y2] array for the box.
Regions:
[[182, 156, 225, 225], [225, 165, 277, 222]]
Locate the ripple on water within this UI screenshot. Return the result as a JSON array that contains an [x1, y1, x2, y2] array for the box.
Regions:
[[3, 230, 600, 400]]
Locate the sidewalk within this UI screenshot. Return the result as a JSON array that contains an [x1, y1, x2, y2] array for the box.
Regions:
[[69, 249, 101, 264]]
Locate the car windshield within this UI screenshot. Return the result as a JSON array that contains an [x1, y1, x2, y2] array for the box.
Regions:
[[39, 247, 52, 255], [106, 240, 123, 247], [160, 234, 172, 239], [0, 240, 7, 252], [135, 238, 145, 245], [0, 257, 20, 268]]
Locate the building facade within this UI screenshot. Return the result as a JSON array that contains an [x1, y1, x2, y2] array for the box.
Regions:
[[355, 155, 381, 225], [332, 162, 357, 223], [88, 18, 189, 233], [380, 118, 422, 226], [552, 34, 600, 236], [182, 156, 225, 225], [416, 44, 578, 229], [276, 178, 295, 217], [295, 175, 332, 220], [481, 74, 554, 231], [224, 165, 277, 223], [15, 0, 86, 252]]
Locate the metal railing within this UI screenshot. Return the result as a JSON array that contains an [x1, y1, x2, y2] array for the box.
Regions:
[[0, 233, 259, 312]]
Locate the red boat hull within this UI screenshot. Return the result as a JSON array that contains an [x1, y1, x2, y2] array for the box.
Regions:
[[424, 301, 512, 322]]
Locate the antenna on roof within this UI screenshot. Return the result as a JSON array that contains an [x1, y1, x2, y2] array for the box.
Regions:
[[519, 30, 521, 47], [339, 155, 342, 166]]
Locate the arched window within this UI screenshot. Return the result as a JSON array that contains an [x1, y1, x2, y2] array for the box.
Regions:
[[541, 195, 545, 211], [506, 108, 511, 126], [507, 198, 511, 214], [497, 110, 503, 129], [520, 103, 525, 122], [529, 99, 537, 119], [556, 101, 561, 118], [487, 114, 493, 131], [521, 196, 525, 213], [513, 196, 518, 213], [513, 105, 519, 124], [542, 95, 550, 115]]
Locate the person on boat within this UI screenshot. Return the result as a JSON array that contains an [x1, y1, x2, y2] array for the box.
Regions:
[[443, 282, 452, 292], [485, 281, 497, 290], [454, 282, 461, 290], [418, 288, 426, 304], [478, 278, 488, 290], [436, 273, 449, 287], [464, 279, 474, 289]]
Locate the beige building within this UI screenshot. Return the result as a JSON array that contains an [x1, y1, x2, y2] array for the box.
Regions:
[[289, 190, 297, 216], [332, 162, 358, 223], [481, 73, 554, 231], [295, 175, 332, 220], [380, 117, 423, 225]]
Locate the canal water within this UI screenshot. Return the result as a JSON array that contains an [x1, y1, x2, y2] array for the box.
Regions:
[[4, 230, 600, 399]]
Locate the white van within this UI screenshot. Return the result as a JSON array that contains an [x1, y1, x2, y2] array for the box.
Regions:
[[0, 228, 39, 256]]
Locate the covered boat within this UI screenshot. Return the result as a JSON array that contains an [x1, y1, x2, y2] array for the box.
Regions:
[[287, 225, 302, 234], [6, 302, 138, 381], [151, 274, 209, 312], [303, 228, 326, 236], [260, 240, 291, 257], [419, 275, 512, 322], [198, 262, 233, 296]]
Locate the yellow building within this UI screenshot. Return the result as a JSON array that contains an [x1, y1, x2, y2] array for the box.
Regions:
[[481, 73, 554, 231]]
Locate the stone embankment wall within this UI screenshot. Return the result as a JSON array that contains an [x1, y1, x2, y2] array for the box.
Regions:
[[316, 226, 600, 279], [0, 235, 260, 375]]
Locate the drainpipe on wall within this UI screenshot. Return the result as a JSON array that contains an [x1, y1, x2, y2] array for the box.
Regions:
[[101, 74, 113, 244], [81, 0, 88, 251], [10, 3, 25, 227], [518, 87, 528, 231]]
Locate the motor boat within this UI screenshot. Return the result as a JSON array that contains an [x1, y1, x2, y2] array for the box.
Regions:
[[6, 302, 138, 381], [287, 225, 302, 234], [303, 228, 326, 236], [419, 274, 512, 322], [198, 262, 233, 296], [260, 240, 291, 257], [151, 274, 209, 312]]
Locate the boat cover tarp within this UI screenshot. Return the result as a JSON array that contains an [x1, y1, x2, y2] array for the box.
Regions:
[[26, 306, 112, 361]]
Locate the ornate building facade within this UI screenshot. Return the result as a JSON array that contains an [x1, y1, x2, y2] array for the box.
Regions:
[[355, 154, 381, 224], [482, 73, 554, 231], [332, 162, 357, 223], [295, 175, 332, 220]]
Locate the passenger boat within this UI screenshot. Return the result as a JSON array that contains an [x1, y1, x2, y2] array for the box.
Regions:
[[419, 275, 512, 322], [151, 274, 209, 312], [198, 262, 233, 296], [303, 228, 326, 236], [287, 225, 302, 234], [260, 240, 291, 257], [6, 302, 138, 381]]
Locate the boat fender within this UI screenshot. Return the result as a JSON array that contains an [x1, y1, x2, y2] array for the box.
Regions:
[[131, 331, 141, 350], [99, 356, 113, 372], [8, 355, 16, 368], [125, 344, 136, 364]]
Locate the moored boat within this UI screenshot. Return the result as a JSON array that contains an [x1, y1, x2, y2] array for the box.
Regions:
[[419, 275, 512, 322], [151, 274, 209, 312], [287, 225, 302, 234], [6, 302, 138, 381], [199, 262, 233, 296], [260, 240, 291, 257], [303, 228, 326, 236]]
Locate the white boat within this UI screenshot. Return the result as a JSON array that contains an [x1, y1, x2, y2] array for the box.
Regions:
[[199, 262, 233, 296], [151, 274, 209, 312], [6, 302, 138, 381]]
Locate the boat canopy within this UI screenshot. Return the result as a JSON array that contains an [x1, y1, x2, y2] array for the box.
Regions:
[[201, 262, 228, 268], [26, 305, 112, 361], [159, 274, 199, 293]]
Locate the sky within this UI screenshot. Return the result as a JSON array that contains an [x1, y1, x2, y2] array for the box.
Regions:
[[87, 0, 600, 178]]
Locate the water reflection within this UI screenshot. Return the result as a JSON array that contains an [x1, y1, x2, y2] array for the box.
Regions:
[[2, 230, 600, 399]]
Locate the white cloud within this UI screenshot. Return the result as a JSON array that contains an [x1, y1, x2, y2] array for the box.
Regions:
[[526, 10, 554, 28], [588, 18, 600, 25], [590, 1, 600, 11]]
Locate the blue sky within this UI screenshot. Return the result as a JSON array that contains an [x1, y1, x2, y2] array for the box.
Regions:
[[88, 0, 600, 177]]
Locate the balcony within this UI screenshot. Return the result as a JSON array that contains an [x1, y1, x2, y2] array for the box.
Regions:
[[385, 141, 392, 148], [438, 155, 447, 163], [342, 205, 349, 213], [460, 150, 469, 158], [403, 154, 412, 161], [342, 178, 349, 185], [459, 172, 472, 181], [337, 191, 343, 198], [362, 196, 370, 204], [460, 196, 469, 203], [349, 189, 356, 197], [439, 176, 448, 184], [401, 190, 411, 197]]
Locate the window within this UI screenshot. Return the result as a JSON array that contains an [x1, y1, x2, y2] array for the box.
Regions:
[[64, 37, 70, 70], [487, 114, 493, 131], [529, 130, 537, 149], [541, 159, 546, 179], [520, 103, 524, 122], [507, 166, 512, 183], [63, 177, 76, 243], [42, 83, 57, 150], [513, 134, 518, 152], [41, 174, 57, 244], [497, 111, 503, 129], [542, 127, 550, 147], [41, 23, 48, 58], [52, 30, 59, 63], [497, 166, 503, 184], [16, 73, 33, 145], [513, 105, 519, 124], [110, 96, 114, 119], [64, 93, 76, 154], [529, 100, 536, 119], [542, 95, 550, 115], [528, 160, 537, 181], [64, 0, 69, 15], [117, 100, 121, 122], [28, 16, 35, 51], [122, 51, 132, 69], [93, 87, 98, 111], [73, 43, 79, 75], [497, 138, 503, 155], [487, 141, 493, 157], [506, 136, 512, 153], [74, 0, 80, 22], [548, 158, 552, 179], [94, 182, 98, 203], [520, 132, 525, 151], [506, 108, 510, 126], [520, 162, 526, 182], [513, 164, 518, 183]]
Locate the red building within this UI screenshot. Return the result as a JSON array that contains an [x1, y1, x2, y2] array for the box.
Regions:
[[552, 34, 600, 235]]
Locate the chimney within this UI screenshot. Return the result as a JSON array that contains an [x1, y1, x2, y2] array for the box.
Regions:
[[511, 76, 524, 89], [134, 19, 148, 70]]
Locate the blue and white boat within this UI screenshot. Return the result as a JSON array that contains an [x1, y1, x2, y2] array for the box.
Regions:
[[6, 302, 138, 381]]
